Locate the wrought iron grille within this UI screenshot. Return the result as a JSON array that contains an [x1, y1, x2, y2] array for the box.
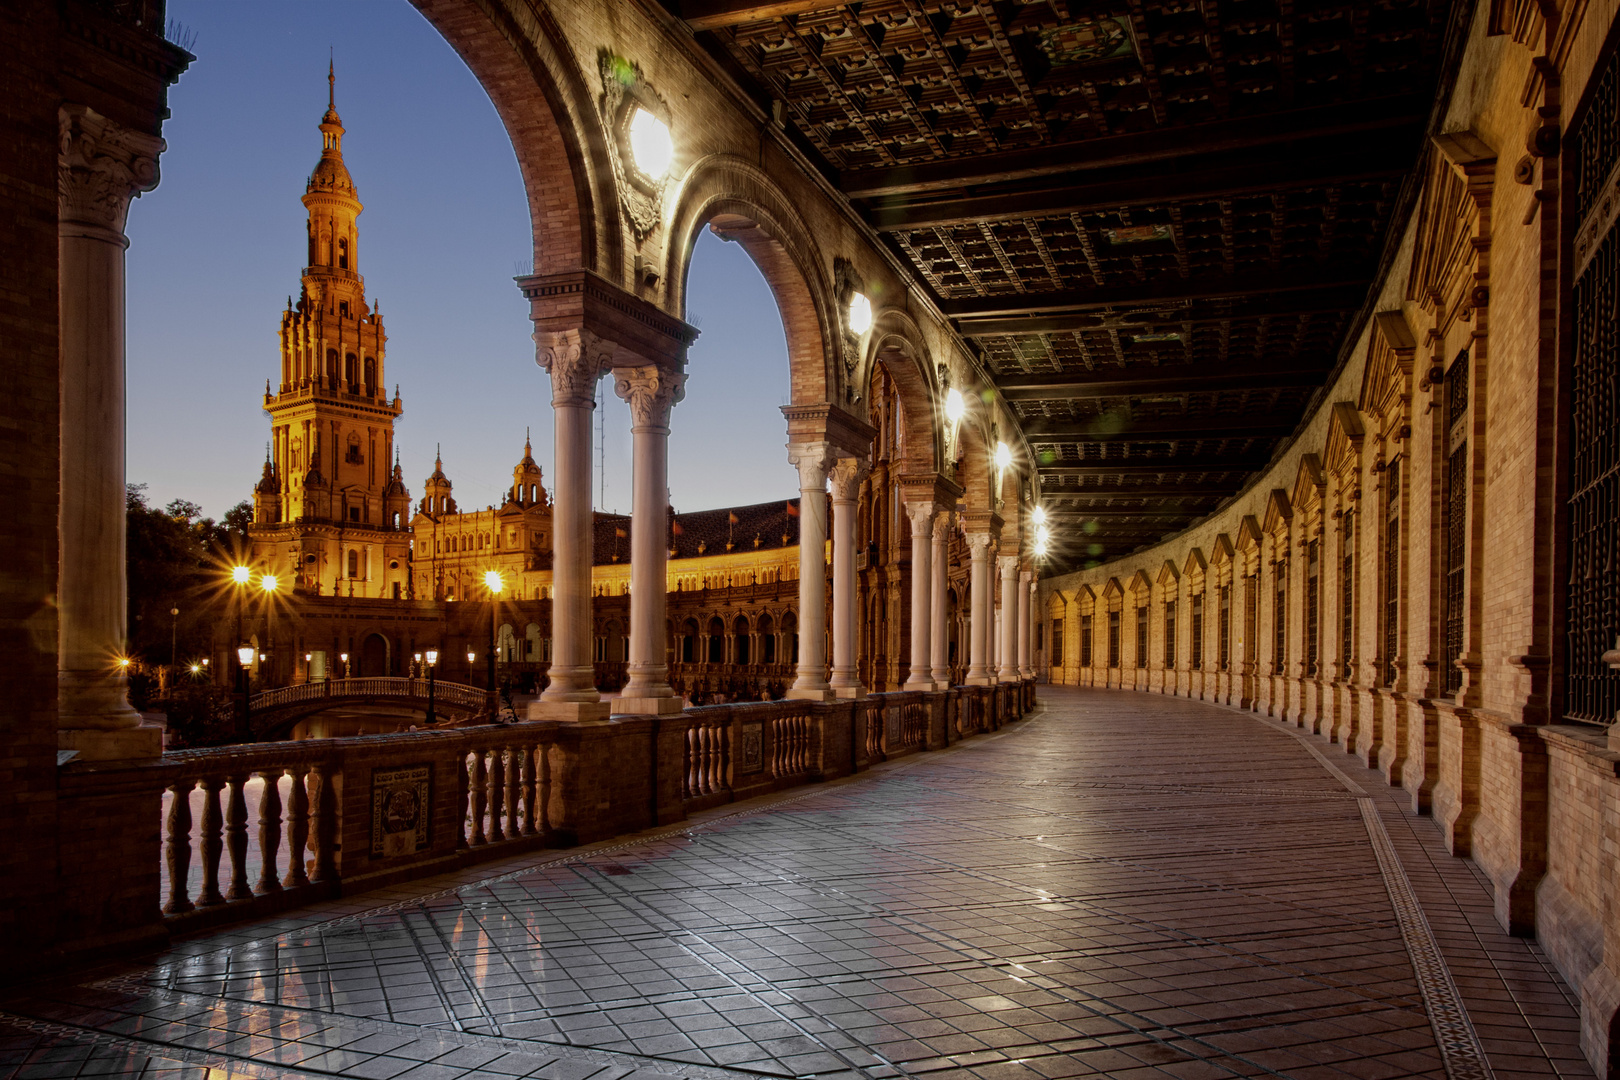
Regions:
[[1108, 610, 1121, 668], [1244, 573, 1259, 673], [1051, 619, 1063, 667], [1306, 540, 1320, 677], [1191, 595, 1204, 669], [1445, 443, 1468, 695], [1341, 512, 1356, 678], [1384, 459, 1402, 687], [1080, 614, 1092, 668], [1567, 83, 1620, 723], [1136, 606, 1148, 668], [1165, 601, 1177, 668], [1274, 566, 1288, 672], [1219, 584, 1232, 671]]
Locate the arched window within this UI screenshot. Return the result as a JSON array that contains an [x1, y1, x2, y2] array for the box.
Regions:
[[759, 614, 776, 663], [733, 615, 751, 665], [347, 549, 359, 578], [344, 353, 357, 389], [707, 617, 725, 664], [325, 349, 337, 385], [363, 357, 376, 397], [337, 236, 349, 269]]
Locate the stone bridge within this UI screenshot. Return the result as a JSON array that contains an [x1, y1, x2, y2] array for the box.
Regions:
[[247, 677, 491, 737]]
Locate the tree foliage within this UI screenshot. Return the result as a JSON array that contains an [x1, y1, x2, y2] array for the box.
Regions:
[[125, 483, 252, 668]]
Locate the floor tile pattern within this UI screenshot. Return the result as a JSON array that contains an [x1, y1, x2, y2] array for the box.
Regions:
[[1, 689, 1593, 1080]]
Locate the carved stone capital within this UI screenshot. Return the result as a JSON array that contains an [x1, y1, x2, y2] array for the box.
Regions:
[[613, 364, 684, 432], [828, 456, 870, 502], [1020, 569, 1034, 586], [904, 502, 936, 538], [535, 328, 614, 408], [58, 105, 166, 236], [965, 532, 995, 559], [997, 555, 1020, 578], [787, 440, 835, 493]]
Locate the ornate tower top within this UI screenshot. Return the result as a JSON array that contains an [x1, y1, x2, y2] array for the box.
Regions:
[[422, 445, 457, 516], [510, 429, 547, 508]]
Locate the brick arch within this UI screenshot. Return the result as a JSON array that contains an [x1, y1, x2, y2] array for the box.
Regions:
[[865, 308, 942, 475], [411, 0, 620, 279], [664, 155, 836, 407]]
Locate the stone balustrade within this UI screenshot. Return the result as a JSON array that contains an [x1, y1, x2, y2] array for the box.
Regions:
[[55, 681, 1035, 942]]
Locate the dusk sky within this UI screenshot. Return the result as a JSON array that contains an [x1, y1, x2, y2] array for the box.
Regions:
[[126, 0, 798, 522]]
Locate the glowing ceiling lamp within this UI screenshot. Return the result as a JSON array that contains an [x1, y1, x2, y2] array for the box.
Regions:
[[848, 292, 872, 335], [628, 108, 674, 179]]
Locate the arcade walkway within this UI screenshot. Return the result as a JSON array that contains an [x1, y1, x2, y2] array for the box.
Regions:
[[0, 689, 1590, 1080]]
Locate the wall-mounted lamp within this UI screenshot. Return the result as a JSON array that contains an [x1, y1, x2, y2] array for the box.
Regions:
[[628, 108, 673, 179], [847, 291, 872, 336]]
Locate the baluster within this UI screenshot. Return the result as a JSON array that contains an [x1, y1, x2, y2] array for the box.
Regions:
[[504, 746, 521, 838], [196, 778, 225, 906], [162, 781, 195, 915], [720, 721, 732, 791], [488, 747, 507, 842], [520, 746, 537, 836], [702, 724, 716, 794], [256, 770, 283, 893], [683, 727, 696, 799], [308, 761, 338, 883], [537, 741, 553, 836], [283, 767, 310, 888], [469, 750, 488, 846], [224, 774, 253, 901]]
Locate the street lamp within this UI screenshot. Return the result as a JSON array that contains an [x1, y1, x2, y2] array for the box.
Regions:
[[169, 606, 179, 673], [230, 565, 250, 695], [424, 647, 439, 723], [236, 643, 255, 741], [484, 570, 504, 698], [339, 651, 349, 679]]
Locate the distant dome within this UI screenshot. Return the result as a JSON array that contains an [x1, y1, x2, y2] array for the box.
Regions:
[[307, 154, 355, 196]]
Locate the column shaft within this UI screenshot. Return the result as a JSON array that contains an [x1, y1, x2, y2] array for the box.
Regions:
[[930, 514, 950, 685], [828, 459, 867, 697], [615, 366, 684, 715], [1018, 570, 1034, 678], [965, 535, 993, 685], [787, 443, 834, 700], [999, 556, 1020, 681], [904, 504, 933, 690]]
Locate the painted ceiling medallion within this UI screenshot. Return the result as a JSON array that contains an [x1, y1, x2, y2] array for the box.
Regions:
[[1039, 16, 1136, 67]]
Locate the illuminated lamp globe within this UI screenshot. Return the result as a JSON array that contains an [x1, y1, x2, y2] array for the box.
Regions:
[[994, 441, 1012, 471], [484, 570, 504, 595], [1032, 505, 1046, 526], [425, 648, 439, 666], [261, 573, 278, 594], [236, 645, 255, 666], [848, 292, 872, 335], [944, 387, 965, 424], [628, 108, 674, 179], [231, 565, 251, 585]]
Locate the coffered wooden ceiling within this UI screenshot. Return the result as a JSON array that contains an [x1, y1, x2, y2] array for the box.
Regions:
[[666, 0, 1459, 570]]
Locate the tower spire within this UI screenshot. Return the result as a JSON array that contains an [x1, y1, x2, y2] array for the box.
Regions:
[[328, 51, 335, 112]]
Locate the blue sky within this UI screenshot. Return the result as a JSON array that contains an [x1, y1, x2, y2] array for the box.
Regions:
[[127, 0, 797, 521]]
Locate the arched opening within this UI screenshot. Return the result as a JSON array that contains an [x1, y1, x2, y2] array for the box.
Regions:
[[782, 611, 799, 665], [707, 616, 725, 664], [681, 617, 699, 663], [733, 614, 751, 665], [602, 619, 625, 664], [759, 613, 776, 663], [359, 632, 388, 677]]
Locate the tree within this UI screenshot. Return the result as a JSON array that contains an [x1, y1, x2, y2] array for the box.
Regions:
[[125, 485, 252, 674]]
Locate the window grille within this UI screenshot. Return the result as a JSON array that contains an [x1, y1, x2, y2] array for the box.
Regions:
[[1051, 619, 1064, 667], [1219, 585, 1231, 671], [1384, 459, 1401, 687], [1341, 511, 1356, 677], [1441, 352, 1470, 696], [1274, 565, 1288, 672], [1164, 600, 1177, 669], [1567, 64, 1620, 723], [1080, 615, 1093, 668], [1136, 606, 1148, 668], [1191, 595, 1204, 669], [1108, 610, 1121, 668], [1243, 573, 1258, 674], [1306, 540, 1320, 677]]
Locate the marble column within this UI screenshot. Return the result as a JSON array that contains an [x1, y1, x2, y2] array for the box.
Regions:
[[533, 329, 613, 720], [1018, 569, 1034, 678], [965, 534, 994, 685], [828, 458, 868, 698], [930, 511, 951, 686], [787, 443, 835, 700], [998, 556, 1021, 681], [903, 504, 934, 690], [57, 105, 167, 760], [613, 364, 684, 715]]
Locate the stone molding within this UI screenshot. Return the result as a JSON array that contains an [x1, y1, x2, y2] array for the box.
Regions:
[[58, 104, 165, 236]]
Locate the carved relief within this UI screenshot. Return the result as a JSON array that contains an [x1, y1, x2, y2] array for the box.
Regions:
[[598, 53, 672, 242]]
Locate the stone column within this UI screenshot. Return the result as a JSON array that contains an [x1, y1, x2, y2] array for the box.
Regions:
[[613, 365, 684, 716], [904, 504, 934, 690], [930, 511, 950, 686], [1019, 570, 1034, 678], [965, 534, 994, 685], [998, 556, 1021, 681], [827, 458, 867, 698], [57, 105, 167, 760], [533, 329, 613, 720], [787, 443, 835, 700]]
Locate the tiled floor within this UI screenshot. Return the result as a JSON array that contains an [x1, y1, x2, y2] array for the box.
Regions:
[[0, 688, 1594, 1080]]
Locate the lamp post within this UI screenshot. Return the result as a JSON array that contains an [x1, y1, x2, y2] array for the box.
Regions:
[[484, 570, 504, 698], [260, 574, 279, 688], [169, 606, 179, 674], [340, 652, 349, 680], [425, 647, 439, 723], [230, 565, 250, 692], [236, 643, 255, 742]]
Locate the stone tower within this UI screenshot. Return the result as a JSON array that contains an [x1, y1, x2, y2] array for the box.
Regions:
[[249, 67, 411, 598]]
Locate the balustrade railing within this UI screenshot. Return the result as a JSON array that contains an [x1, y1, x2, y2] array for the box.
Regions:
[[123, 679, 1036, 929], [250, 676, 487, 715]]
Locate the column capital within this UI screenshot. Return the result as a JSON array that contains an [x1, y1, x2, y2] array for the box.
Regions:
[[58, 104, 165, 236], [997, 554, 1020, 577], [904, 501, 937, 537], [787, 441, 836, 492], [535, 328, 614, 408], [828, 456, 870, 502], [613, 364, 684, 432], [965, 531, 995, 558], [1020, 569, 1034, 586]]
